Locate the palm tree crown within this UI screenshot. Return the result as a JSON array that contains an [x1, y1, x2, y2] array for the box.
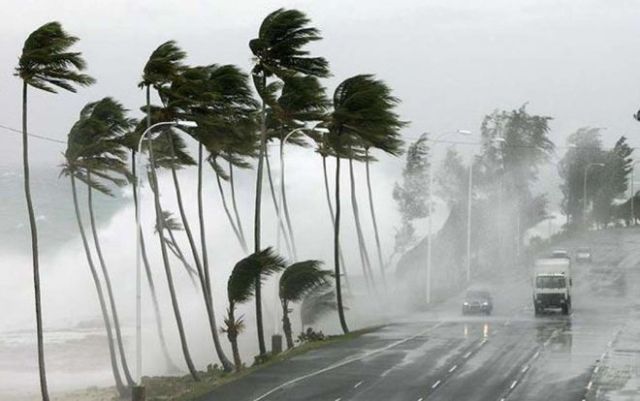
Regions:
[[16, 21, 94, 92]]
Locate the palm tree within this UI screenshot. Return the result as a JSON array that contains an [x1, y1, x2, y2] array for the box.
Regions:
[[315, 135, 350, 291], [223, 248, 286, 370], [278, 260, 332, 348], [167, 63, 258, 372], [140, 41, 200, 381], [79, 99, 136, 387], [61, 109, 129, 396], [249, 8, 329, 354], [327, 75, 405, 334], [15, 21, 94, 401]]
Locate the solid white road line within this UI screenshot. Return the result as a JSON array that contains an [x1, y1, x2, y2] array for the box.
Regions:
[[251, 322, 446, 401]]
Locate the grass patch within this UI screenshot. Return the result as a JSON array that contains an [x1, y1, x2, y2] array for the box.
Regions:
[[142, 326, 380, 401]]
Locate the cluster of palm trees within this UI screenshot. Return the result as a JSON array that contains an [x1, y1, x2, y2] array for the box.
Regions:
[[16, 8, 405, 400]]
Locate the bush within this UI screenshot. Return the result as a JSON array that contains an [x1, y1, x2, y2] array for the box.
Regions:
[[297, 327, 326, 343]]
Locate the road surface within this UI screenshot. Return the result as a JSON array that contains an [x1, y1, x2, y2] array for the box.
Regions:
[[200, 229, 640, 401]]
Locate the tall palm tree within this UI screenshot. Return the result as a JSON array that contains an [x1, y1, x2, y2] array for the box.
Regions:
[[140, 41, 200, 381], [167, 63, 257, 372], [249, 8, 329, 354], [80, 98, 136, 387], [223, 248, 286, 371], [279, 260, 332, 348], [15, 21, 94, 401], [327, 75, 405, 334], [61, 109, 129, 397]]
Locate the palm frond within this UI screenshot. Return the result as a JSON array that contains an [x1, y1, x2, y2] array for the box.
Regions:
[[227, 247, 286, 304], [279, 260, 332, 302]]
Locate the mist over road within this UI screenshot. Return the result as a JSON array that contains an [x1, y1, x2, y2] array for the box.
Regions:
[[199, 228, 640, 401]]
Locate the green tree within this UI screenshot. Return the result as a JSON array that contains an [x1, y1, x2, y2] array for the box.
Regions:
[[15, 21, 94, 401], [392, 134, 429, 259], [223, 248, 286, 370], [327, 74, 404, 333], [140, 40, 200, 380], [249, 8, 329, 354], [278, 260, 332, 348]]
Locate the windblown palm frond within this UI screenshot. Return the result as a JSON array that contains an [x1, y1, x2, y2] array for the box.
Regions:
[[227, 248, 286, 305], [16, 21, 95, 93], [140, 40, 186, 89], [329, 74, 406, 156], [279, 260, 332, 302]]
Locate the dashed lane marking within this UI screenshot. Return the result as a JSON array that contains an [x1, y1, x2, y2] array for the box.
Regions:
[[449, 365, 458, 373], [353, 381, 363, 389], [250, 322, 446, 401], [432, 380, 441, 389], [510, 380, 518, 390]]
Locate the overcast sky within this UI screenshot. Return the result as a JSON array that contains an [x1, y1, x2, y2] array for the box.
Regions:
[[1, 0, 639, 167]]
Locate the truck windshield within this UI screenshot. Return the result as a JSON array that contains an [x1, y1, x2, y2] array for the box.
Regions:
[[536, 276, 566, 288]]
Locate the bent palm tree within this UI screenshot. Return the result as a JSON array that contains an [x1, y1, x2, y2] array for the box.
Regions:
[[16, 21, 94, 401], [223, 248, 286, 370], [62, 109, 129, 396], [140, 41, 200, 380], [250, 8, 329, 354], [279, 260, 332, 348], [327, 75, 405, 333]]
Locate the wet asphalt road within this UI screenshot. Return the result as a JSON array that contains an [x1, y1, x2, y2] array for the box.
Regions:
[[200, 230, 640, 401]]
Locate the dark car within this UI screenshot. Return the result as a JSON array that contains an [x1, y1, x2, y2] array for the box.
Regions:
[[462, 290, 493, 315]]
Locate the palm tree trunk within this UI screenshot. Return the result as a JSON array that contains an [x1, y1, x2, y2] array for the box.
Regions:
[[22, 82, 50, 401], [131, 153, 178, 372], [364, 150, 386, 289], [198, 144, 234, 372], [253, 74, 267, 355], [165, 224, 198, 285], [334, 154, 349, 334], [86, 170, 135, 386], [146, 85, 200, 381], [348, 156, 376, 292], [71, 175, 127, 396], [281, 302, 294, 349], [278, 139, 298, 260], [228, 162, 248, 251], [226, 305, 242, 371], [265, 151, 293, 258], [214, 167, 246, 253], [322, 155, 350, 291], [166, 134, 232, 372]]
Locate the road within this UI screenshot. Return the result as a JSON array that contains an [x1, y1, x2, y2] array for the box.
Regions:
[[200, 229, 640, 401]]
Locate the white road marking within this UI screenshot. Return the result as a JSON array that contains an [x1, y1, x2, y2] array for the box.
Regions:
[[250, 322, 446, 401], [533, 351, 540, 359], [354, 381, 363, 389], [334, 398, 341, 401], [449, 365, 458, 373], [521, 365, 529, 373], [587, 381, 593, 390], [600, 352, 606, 360], [432, 380, 441, 389], [417, 398, 423, 401], [510, 380, 518, 389], [594, 366, 599, 374], [463, 351, 472, 359]]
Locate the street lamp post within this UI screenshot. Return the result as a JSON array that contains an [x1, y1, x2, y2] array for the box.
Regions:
[[426, 129, 471, 304], [134, 120, 197, 386], [583, 162, 605, 227]]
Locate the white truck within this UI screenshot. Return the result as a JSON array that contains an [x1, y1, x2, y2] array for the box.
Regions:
[[533, 258, 572, 316]]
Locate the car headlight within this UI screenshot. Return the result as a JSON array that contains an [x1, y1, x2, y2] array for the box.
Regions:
[[463, 302, 469, 306], [482, 302, 489, 306]]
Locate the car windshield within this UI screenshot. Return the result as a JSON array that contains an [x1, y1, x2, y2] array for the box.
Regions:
[[536, 276, 567, 289], [466, 291, 490, 300]]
